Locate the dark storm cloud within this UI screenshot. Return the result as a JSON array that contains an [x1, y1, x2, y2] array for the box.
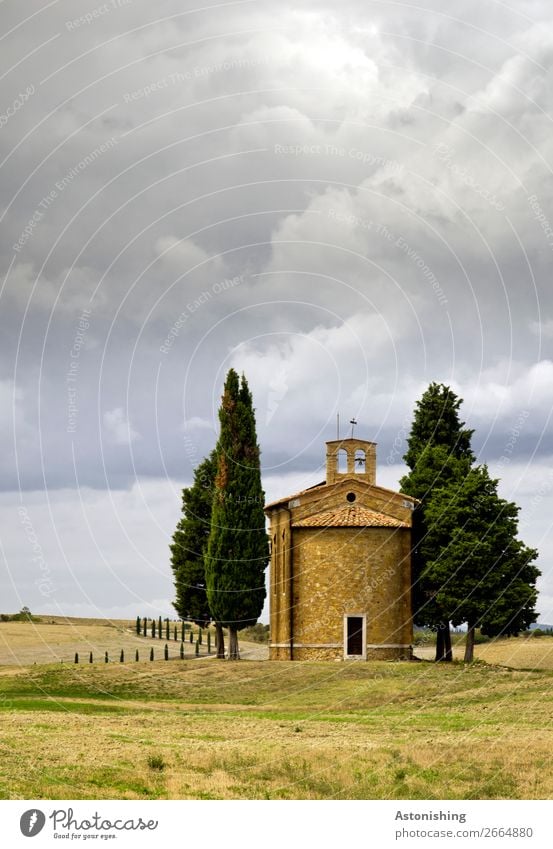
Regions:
[[1, 0, 552, 616]]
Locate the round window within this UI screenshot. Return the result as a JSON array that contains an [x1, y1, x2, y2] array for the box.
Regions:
[[346, 492, 356, 503]]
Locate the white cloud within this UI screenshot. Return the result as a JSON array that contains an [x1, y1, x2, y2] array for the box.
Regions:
[[0, 480, 182, 616], [6, 263, 103, 315], [530, 319, 553, 339], [155, 236, 222, 274], [451, 360, 553, 433], [103, 407, 140, 445], [183, 416, 214, 431]]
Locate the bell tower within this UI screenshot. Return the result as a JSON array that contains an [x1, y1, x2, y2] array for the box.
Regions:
[[325, 438, 377, 486]]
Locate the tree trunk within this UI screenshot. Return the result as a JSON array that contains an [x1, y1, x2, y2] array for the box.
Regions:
[[435, 622, 452, 661], [464, 623, 475, 663], [435, 626, 444, 661], [443, 623, 453, 662], [228, 626, 240, 660], [215, 622, 225, 659]]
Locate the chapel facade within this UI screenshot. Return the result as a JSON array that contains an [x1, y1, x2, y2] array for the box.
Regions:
[[265, 437, 416, 661]]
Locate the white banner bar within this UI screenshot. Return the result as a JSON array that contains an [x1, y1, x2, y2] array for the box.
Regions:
[[2, 800, 552, 848]]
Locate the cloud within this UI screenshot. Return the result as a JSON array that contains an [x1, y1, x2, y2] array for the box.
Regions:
[[154, 236, 224, 275], [530, 319, 553, 339], [5, 263, 102, 315], [452, 360, 553, 436], [183, 416, 214, 432], [103, 407, 141, 445], [2, 0, 553, 619]]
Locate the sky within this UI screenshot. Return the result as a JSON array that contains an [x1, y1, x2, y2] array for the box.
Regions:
[[1, 0, 552, 624]]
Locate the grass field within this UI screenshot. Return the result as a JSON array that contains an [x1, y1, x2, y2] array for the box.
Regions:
[[0, 623, 552, 800], [414, 636, 553, 669]]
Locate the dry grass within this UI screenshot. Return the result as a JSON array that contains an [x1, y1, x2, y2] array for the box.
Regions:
[[414, 636, 553, 669], [472, 638, 553, 670], [0, 647, 552, 800], [0, 620, 215, 665]]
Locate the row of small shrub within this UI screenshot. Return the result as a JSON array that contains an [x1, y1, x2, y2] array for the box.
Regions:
[[135, 615, 213, 641], [73, 640, 208, 663]]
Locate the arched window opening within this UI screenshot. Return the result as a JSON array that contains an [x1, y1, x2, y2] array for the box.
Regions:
[[337, 448, 348, 473], [354, 449, 366, 473]]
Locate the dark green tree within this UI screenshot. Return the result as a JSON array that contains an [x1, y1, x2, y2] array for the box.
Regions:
[[401, 382, 475, 661], [403, 382, 475, 470], [158, 615, 162, 639], [205, 369, 269, 660], [421, 464, 540, 662], [136, 615, 141, 635], [170, 450, 226, 657]]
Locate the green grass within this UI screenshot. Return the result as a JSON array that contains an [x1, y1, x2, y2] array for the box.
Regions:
[[0, 658, 551, 800]]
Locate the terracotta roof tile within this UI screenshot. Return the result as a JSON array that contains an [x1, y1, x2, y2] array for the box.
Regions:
[[292, 505, 408, 529]]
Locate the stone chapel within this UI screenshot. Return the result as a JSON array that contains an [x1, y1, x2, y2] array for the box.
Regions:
[[265, 437, 416, 661]]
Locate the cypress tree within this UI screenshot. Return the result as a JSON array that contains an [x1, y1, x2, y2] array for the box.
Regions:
[[165, 619, 170, 640], [180, 642, 184, 660], [143, 617, 147, 636], [181, 621, 185, 642], [207, 631, 211, 654], [150, 647, 154, 661], [195, 639, 199, 656], [135, 649, 139, 662], [403, 382, 474, 469], [164, 643, 169, 661], [105, 651, 109, 663], [174, 625, 177, 641], [152, 619, 156, 638], [205, 370, 269, 660], [170, 450, 225, 656], [136, 615, 141, 635], [120, 649, 124, 663], [74, 652, 79, 664], [158, 615, 162, 639], [400, 383, 474, 661], [422, 464, 540, 661], [89, 651, 93, 663], [189, 629, 193, 644]]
